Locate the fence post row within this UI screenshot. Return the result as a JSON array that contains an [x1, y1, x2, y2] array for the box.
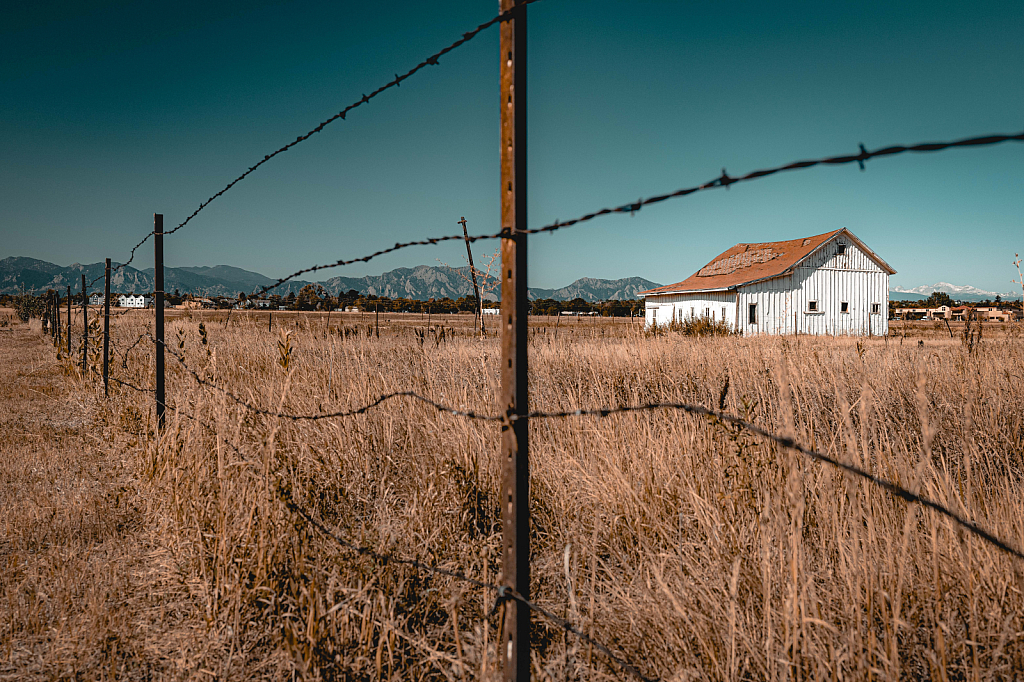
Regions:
[[81, 274, 88, 375], [155, 214, 165, 429], [499, 2, 530, 682], [103, 258, 111, 396]]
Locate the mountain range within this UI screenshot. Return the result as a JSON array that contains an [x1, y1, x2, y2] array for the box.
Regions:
[[890, 282, 1022, 302], [4, 256, 1019, 303], [0, 257, 660, 303]]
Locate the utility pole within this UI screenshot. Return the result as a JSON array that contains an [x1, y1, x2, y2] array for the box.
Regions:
[[81, 274, 88, 375], [459, 216, 485, 337], [155, 214, 165, 429], [103, 258, 111, 396], [499, 2, 529, 681]]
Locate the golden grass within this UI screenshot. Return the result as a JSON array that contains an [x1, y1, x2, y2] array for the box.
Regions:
[[3, 312, 1024, 680]]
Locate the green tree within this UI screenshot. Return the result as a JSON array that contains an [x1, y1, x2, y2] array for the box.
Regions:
[[293, 285, 321, 311], [924, 291, 953, 308]]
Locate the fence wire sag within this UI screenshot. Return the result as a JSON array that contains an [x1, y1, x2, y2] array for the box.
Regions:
[[244, 129, 1024, 299]]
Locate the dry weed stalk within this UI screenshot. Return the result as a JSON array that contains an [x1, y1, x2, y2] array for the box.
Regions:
[[4, 312, 1024, 679]]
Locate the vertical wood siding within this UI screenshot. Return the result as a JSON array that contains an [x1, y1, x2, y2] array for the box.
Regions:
[[646, 236, 890, 336], [644, 291, 737, 329]]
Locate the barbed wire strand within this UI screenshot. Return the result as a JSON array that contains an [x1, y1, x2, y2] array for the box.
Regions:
[[164, 1, 541, 241], [280, 486, 657, 682], [164, 343, 499, 421], [86, 3, 543, 286], [153, 337, 1024, 562], [244, 129, 1024, 300], [89, 231, 155, 287], [517, 403, 1024, 562]]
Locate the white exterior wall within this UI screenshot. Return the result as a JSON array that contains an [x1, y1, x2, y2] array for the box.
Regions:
[[644, 291, 737, 328], [645, 236, 890, 336], [737, 240, 888, 336]]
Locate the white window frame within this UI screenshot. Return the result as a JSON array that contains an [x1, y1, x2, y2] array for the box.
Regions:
[[871, 302, 881, 315], [807, 299, 820, 313]]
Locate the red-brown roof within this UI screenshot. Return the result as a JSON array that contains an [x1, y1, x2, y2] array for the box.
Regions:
[[640, 228, 892, 296]]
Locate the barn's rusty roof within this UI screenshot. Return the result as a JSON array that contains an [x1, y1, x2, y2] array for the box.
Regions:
[[640, 228, 892, 296]]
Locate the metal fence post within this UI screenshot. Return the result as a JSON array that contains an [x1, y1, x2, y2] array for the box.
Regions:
[[55, 290, 61, 348], [155, 214, 165, 429], [66, 285, 72, 355], [499, 2, 529, 681], [81, 274, 88, 375], [103, 258, 111, 396]]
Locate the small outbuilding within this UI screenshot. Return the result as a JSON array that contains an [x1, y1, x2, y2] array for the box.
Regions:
[[639, 228, 895, 336]]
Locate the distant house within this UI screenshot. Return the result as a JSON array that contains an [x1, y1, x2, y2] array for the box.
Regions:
[[640, 228, 895, 336], [118, 294, 151, 308], [893, 305, 951, 321], [89, 293, 104, 306], [482, 308, 500, 315]]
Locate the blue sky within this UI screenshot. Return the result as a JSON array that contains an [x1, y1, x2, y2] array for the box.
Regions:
[[2, 0, 1022, 292]]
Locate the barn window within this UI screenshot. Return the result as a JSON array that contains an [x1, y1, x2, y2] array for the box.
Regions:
[[841, 301, 850, 313], [808, 300, 818, 312], [690, 307, 694, 319], [721, 307, 727, 320], [705, 307, 710, 318], [748, 303, 757, 325], [871, 303, 881, 314], [837, 243, 847, 255]]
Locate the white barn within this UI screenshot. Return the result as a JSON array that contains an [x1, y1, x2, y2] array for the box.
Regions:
[[640, 228, 895, 336]]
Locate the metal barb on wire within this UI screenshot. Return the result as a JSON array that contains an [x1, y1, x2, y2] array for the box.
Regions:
[[243, 129, 1024, 299], [283, 489, 656, 682], [507, 592, 658, 682], [164, 343, 501, 422], [515, 402, 1024, 562], [162, 0, 543, 241], [89, 231, 155, 287], [280, 485, 499, 591]]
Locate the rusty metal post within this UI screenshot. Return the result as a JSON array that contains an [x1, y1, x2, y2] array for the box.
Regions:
[[103, 258, 111, 396], [81, 274, 88, 375], [155, 214, 165, 429], [499, 1, 529, 681], [67, 285, 72, 355]]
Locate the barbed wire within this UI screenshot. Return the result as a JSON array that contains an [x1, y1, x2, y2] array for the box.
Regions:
[[164, 343, 500, 421], [519, 403, 1024, 562], [243, 129, 1024, 300], [88, 231, 155, 288], [280, 484, 657, 682], [164, 1, 541, 241], [143, 334, 1024, 561]]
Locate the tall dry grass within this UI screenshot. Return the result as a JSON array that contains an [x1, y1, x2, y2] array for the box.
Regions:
[[19, 312, 1024, 678]]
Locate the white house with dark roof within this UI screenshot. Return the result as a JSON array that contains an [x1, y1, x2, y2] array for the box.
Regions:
[[639, 228, 895, 336], [117, 294, 152, 308]]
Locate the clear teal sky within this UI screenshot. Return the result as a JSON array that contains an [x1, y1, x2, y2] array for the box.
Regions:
[[2, 0, 1022, 292]]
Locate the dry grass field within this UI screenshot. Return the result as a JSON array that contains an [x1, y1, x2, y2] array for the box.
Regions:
[[3, 311, 1024, 680]]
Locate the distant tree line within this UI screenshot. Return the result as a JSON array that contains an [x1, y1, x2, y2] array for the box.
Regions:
[[242, 286, 645, 316]]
